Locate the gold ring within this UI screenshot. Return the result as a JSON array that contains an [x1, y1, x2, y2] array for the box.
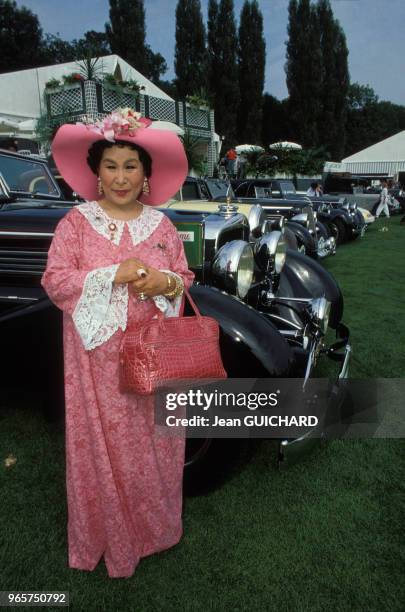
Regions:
[[139, 292, 147, 301]]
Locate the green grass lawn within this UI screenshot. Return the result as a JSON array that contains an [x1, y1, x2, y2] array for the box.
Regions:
[[322, 216, 405, 377], [1, 217, 404, 611]]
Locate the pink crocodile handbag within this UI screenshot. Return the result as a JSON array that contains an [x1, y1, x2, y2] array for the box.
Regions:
[[119, 288, 227, 395]]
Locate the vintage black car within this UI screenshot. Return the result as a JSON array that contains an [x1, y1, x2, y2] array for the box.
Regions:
[[323, 172, 405, 216], [0, 151, 351, 482], [174, 176, 335, 259], [232, 178, 366, 245]]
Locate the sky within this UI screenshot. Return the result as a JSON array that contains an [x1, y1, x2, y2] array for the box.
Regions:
[[14, 0, 405, 105]]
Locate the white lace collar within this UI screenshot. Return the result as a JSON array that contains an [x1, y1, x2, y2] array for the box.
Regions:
[[76, 200, 163, 246]]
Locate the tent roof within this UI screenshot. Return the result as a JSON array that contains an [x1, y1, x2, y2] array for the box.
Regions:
[[342, 130, 405, 163]]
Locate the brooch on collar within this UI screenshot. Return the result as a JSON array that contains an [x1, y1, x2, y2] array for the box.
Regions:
[[108, 222, 118, 239]]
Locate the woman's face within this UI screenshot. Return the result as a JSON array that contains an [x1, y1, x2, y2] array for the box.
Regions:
[[98, 145, 145, 207]]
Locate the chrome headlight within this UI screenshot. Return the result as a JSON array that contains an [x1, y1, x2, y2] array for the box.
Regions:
[[307, 297, 331, 334], [349, 201, 357, 212], [341, 202, 350, 212], [212, 240, 254, 299], [290, 212, 308, 224], [248, 204, 267, 238], [253, 230, 287, 274], [262, 216, 284, 233]]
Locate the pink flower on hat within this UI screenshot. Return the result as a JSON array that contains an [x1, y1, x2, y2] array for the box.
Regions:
[[84, 108, 152, 142]]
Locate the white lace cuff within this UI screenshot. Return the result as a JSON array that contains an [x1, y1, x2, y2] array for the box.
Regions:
[[152, 270, 184, 318], [72, 264, 128, 350]]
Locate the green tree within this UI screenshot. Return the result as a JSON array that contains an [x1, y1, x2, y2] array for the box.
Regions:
[[156, 79, 178, 99], [238, 0, 266, 144], [106, 0, 167, 82], [347, 82, 379, 109], [174, 0, 207, 99], [144, 48, 167, 84], [285, 0, 322, 147], [0, 0, 43, 72], [180, 129, 206, 175], [261, 94, 290, 146], [73, 31, 110, 59], [40, 31, 109, 69], [316, 0, 349, 160], [257, 146, 326, 177], [207, 0, 239, 145], [345, 83, 405, 156], [40, 33, 77, 65]]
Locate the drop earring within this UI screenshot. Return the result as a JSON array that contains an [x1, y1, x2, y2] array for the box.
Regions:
[[142, 178, 150, 194], [97, 177, 104, 195]]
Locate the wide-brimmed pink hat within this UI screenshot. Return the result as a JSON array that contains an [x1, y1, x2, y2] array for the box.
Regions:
[[52, 108, 188, 206]]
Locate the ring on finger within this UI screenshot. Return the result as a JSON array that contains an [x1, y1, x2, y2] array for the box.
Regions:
[[139, 292, 148, 301]]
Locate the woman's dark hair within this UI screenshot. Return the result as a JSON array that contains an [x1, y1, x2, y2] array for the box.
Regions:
[[87, 139, 152, 177]]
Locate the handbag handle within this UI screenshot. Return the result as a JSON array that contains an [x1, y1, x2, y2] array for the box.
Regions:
[[149, 285, 203, 320], [182, 287, 202, 319]]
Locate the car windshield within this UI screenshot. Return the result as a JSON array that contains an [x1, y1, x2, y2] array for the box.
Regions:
[[206, 179, 233, 199], [0, 154, 59, 197], [279, 181, 296, 194]]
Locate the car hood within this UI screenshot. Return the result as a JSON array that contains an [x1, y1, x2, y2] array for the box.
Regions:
[[0, 204, 72, 233], [0, 202, 207, 234], [161, 198, 254, 218]]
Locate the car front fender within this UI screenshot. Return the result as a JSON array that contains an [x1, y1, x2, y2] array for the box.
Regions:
[[277, 250, 343, 329], [189, 285, 293, 377], [285, 221, 317, 258]]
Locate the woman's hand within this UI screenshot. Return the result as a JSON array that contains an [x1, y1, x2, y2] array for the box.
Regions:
[[129, 268, 169, 299], [113, 257, 170, 298], [113, 258, 149, 285]]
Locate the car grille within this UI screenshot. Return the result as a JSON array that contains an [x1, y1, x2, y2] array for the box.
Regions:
[[0, 236, 51, 286]]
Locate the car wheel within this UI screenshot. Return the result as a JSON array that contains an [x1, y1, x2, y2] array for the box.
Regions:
[[316, 221, 329, 240], [184, 437, 250, 494], [327, 218, 348, 245]]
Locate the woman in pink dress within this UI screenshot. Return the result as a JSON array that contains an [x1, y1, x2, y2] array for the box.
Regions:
[[41, 109, 194, 578]]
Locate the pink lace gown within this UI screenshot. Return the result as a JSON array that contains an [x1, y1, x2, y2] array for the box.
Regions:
[[41, 201, 194, 578]]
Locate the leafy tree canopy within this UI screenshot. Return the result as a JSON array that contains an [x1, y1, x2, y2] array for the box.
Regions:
[[0, 0, 43, 72], [174, 0, 207, 98], [106, 0, 167, 82]]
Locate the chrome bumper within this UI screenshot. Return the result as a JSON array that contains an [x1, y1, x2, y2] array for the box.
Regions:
[[317, 236, 336, 258], [352, 223, 367, 238], [278, 431, 321, 467], [279, 325, 351, 467]]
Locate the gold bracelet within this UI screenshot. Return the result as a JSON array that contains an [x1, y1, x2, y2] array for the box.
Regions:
[[165, 273, 173, 293], [164, 273, 184, 299]]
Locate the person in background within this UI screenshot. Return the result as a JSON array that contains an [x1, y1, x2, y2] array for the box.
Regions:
[[233, 153, 240, 179], [306, 182, 323, 197], [218, 156, 227, 179], [375, 179, 390, 219], [225, 147, 237, 178], [237, 153, 248, 179], [0, 137, 18, 152]]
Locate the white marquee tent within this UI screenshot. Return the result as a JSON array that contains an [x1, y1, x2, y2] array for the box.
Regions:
[[0, 55, 174, 139], [341, 130, 405, 176]]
